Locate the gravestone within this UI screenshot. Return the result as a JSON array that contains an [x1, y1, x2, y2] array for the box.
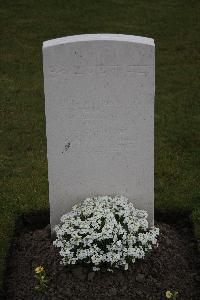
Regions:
[[43, 34, 155, 230]]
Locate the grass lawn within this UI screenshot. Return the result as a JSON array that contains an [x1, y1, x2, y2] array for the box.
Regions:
[[1, 0, 200, 289]]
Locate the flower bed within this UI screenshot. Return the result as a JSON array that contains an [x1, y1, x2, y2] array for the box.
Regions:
[[3, 197, 200, 299]]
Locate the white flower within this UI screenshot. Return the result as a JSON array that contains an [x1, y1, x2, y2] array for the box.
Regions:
[[93, 267, 100, 271], [124, 264, 129, 270], [53, 195, 159, 272]]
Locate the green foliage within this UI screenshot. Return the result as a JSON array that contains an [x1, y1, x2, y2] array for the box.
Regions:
[[1, 0, 200, 288], [192, 208, 200, 240], [192, 208, 200, 224]]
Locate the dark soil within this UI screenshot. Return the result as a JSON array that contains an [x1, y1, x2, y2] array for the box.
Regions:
[[4, 221, 200, 300]]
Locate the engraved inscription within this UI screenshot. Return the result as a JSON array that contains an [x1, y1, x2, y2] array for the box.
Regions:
[[48, 64, 152, 79]]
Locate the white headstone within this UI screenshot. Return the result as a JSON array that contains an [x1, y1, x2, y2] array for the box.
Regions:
[[43, 34, 155, 230]]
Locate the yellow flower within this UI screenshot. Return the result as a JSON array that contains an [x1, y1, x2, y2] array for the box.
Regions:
[[35, 266, 44, 274], [166, 290, 173, 299]]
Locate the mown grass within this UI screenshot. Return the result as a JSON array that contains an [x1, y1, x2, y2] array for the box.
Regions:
[[1, 0, 200, 288]]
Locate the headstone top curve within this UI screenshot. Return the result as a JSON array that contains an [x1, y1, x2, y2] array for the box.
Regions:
[[43, 34, 154, 49]]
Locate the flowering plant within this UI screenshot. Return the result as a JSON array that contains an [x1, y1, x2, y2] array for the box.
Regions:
[[34, 265, 49, 293], [166, 290, 179, 299], [53, 195, 159, 271]]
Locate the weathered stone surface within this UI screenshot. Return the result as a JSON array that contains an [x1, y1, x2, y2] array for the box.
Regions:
[[43, 34, 155, 230]]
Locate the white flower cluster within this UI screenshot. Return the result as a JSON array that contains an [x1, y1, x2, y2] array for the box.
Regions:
[[53, 195, 159, 271]]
